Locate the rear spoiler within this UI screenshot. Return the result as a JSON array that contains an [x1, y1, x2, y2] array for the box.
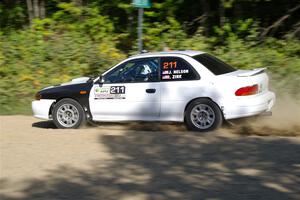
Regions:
[[237, 68, 266, 77]]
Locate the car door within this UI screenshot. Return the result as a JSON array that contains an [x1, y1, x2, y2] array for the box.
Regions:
[[159, 56, 201, 121], [89, 57, 161, 121]]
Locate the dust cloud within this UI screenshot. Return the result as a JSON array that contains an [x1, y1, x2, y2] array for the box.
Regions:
[[229, 94, 300, 136], [89, 90, 300, 136]]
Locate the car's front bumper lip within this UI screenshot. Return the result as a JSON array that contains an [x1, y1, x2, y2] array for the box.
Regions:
[[32, 99, 56, 120], [223, 91, 275, 120]]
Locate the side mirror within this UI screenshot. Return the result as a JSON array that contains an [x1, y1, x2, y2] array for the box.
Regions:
[[99, 75, 105, 84]]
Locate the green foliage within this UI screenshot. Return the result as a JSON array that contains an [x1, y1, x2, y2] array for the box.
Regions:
[[0, 2, 26, 31], [213, 19, 260, 44], [143, 17, 187, 51], [0, 4, 125, 114]]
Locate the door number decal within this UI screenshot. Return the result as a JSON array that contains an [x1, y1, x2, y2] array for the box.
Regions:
[[95, 86, 126, 99], [110, 86, 125, 94]]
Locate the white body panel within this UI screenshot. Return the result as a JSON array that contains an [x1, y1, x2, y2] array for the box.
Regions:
[[32, 99, 55, 120], [159, 80, 218, 121], [222, 91, 275, 119], [89, 82, 160, 121], [213, 69, 275, 119]]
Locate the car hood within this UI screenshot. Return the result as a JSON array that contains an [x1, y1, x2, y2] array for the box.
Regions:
[[41, 77, 92, 91]]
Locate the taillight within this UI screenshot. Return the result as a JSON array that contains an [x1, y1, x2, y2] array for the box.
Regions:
[[235, 84, 258, 96]]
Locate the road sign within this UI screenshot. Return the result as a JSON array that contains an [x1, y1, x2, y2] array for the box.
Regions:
[[132, 0, 151, 8]]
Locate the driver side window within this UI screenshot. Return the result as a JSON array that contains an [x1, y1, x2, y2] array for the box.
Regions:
[[104, 58, 159, 83]]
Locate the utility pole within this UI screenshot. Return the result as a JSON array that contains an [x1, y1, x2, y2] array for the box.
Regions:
[[132, 0, 151, 53], [137, 8, 143, 53]]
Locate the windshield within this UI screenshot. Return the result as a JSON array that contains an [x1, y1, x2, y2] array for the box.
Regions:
[[192, 53, 236, 75]]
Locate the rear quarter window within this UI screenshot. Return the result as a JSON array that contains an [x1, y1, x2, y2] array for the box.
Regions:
[[193, 54, 236, 75], [160, 57, 199, 81]]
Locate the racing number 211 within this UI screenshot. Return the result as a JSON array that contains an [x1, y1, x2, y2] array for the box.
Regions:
[[110, 86, 125, 94], [163, 61, 177, 70]]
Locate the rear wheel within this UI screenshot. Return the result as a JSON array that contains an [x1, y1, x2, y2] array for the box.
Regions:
[[185, 99, 223, 132], [53, 98, 86, 129]]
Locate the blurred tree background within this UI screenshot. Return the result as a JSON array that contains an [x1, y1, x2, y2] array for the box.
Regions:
[[0, 0, 299, 114]]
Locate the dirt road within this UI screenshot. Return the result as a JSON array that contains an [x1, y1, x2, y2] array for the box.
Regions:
[[1, 116, 300, 200]]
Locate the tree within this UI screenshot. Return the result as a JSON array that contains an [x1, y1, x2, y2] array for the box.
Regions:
[[26, 0, 45, 24]]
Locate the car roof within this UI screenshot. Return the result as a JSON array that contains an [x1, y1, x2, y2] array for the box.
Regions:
[[130, 50, 205, 58]]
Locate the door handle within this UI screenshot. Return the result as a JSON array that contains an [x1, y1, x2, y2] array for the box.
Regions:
[[146, 88, 156, 93]]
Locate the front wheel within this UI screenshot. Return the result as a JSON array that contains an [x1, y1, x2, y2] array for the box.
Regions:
[[185, 99, 223, 132], [53, 98, 86, 129]]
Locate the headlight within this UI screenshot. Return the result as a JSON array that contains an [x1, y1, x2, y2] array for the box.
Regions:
[[35, 93, 42, 100]]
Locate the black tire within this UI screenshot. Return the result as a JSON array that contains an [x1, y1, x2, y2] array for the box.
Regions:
[[52, 98, 86, 129], [185, 98, 223, 132]]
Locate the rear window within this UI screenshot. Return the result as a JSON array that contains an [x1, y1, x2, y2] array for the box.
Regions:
[[193, 53, 236, 75]]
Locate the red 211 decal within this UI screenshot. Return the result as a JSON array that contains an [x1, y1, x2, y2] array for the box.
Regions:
[[163, 61, 177, 70]]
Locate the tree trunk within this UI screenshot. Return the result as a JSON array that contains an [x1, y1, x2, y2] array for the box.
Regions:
[[200, 0, 210, 36], [260, 4, 300, 39], [3, 0, 14, 8], [40, 0, 45, 19], [33, 0, 40, 18], [219, 1, 225, 27], [26, 0, 34, 24], [73, 0, 83, 6]]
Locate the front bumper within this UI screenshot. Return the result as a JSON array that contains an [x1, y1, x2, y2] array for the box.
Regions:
[[32, 99, 56, 120], [223, 91, 275, 120]]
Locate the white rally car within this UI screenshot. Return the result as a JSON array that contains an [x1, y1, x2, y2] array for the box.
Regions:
[[32, 51, 275, 131]]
